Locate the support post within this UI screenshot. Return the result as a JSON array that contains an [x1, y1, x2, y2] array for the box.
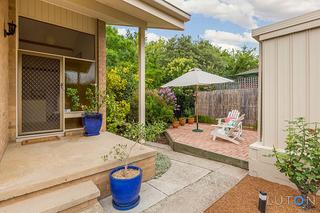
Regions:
[[97, 20, 106, 132], [193, 85, 203, 132], [138, 27, 145, 124]]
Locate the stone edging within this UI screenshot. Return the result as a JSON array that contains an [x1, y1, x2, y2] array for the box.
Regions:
[[165, 131, 249, 170]]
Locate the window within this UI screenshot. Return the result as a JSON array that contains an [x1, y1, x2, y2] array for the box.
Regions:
[[65, 58, 96, 111], [18, 17, 97, 130], [19, 17, 95, 60]]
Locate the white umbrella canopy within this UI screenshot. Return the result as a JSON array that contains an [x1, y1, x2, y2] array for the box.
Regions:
[[161, 68, 233, 132], [161, 68, 233, 87]]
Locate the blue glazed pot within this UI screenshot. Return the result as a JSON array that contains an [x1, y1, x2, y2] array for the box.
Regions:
[[109, 165, 142, 210], [82, 113, 102, 136]]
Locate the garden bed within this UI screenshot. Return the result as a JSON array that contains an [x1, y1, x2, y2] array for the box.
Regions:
[[205, 176, 320, 213], [155, 134, 170, 145]]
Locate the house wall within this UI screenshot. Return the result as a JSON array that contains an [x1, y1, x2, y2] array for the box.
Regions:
[[97, 20, 106, 132], [0, 0, 9, 159], [8, 0, 17, 142], [17, 0, 96, 34], [250, 26, 320, 187], [6, 0, 104, 142]]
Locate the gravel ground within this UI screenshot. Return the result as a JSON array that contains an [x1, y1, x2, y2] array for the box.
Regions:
[[205, 176, 320, 213]]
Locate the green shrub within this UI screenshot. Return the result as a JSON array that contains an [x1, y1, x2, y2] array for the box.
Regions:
[[198, 115, 216, 124], [122, 122, 146, 142], [146, 121, 167, 142], [106, 95, 130, 133], [273, 117, 320, 209], [183, 107, 194, 117], [146, 90, 174, 124], [174, 87, 195, 117], [121, 121, 167, 143], [155, 152, 171, 178]]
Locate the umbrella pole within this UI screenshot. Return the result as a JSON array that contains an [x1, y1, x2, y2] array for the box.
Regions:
[[193, 85, 203, 132]]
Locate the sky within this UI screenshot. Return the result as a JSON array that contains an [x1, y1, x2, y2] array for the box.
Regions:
[[117, 0, 320, 51]]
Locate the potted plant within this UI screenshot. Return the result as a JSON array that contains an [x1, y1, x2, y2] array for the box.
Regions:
[[179, 117, 186, 126], [272, 118, 320, 209], [66, 88, 81, 111], [103, 123, 146, 210], [172, 118, 179, 128], [188, 116, 195, 124], [66, 85, 106, 136], [184, 108, 195, 124]]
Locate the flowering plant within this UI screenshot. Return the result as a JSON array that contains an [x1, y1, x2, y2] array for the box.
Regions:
[[158, 87, 180, 111]]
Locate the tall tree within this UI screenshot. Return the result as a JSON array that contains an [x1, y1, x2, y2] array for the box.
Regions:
[[106, 27, 137, 70], [226, 46, 258, 77]]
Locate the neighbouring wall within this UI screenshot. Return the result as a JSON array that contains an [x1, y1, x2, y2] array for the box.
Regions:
[[0, 0, 9, 159], [261, 28, 320, 149], [250, 26, 320, 187]]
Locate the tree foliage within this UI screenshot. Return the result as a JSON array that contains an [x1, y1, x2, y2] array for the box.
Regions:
[[106, 27, 137, 70]]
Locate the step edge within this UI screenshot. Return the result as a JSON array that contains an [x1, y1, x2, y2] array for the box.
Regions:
[[0, 181, 100, 213]]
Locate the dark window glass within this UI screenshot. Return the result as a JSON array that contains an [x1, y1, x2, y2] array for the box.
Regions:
[[65, 58, 96, 111], [19, 17, 95, 60]]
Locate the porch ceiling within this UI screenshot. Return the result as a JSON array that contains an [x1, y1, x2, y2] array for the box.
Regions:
[[41, 0, 190, 30]]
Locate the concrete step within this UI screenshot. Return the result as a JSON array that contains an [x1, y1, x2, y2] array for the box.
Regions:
[[0, 181, 100, 213], [79, 202, 104, 213], [146, 142, 173, 151]]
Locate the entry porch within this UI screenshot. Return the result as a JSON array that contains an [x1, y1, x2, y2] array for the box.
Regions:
[[0, 133, 156, 207]]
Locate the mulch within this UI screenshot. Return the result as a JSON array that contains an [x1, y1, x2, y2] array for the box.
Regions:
[[205, 176, 320, 213], [155, 135, 169, 145]]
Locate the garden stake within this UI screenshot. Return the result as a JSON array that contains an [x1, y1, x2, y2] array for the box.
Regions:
[[258, 191, 267, 213]]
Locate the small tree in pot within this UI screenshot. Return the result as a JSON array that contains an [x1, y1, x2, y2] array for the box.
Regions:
[[66, 88, 81, 111], [66, 84, 106, 136], [273, 117, 320, 209], [103, 123, 146, 210]]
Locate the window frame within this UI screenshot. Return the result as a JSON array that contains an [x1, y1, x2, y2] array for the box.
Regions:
[[18, 16, 98, 132]]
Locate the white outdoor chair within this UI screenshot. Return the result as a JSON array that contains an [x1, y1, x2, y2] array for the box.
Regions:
[[211, 114, 245, 145], [216, 110, 240, 127]]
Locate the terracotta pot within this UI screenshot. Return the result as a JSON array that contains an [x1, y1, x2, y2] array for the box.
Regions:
[[172, 121, 179, 128], [179, 117, 186, 126], [188, 117, 195, 124]]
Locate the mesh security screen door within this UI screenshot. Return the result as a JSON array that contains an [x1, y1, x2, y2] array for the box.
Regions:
[[20, 53, 62, 135]]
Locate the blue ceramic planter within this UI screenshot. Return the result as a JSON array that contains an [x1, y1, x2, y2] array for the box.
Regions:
[[109, 165, 142, 210], [82, 113, 102, 136]]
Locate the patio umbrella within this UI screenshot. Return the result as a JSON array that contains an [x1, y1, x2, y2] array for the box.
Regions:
[[162, 68, 233, 132]]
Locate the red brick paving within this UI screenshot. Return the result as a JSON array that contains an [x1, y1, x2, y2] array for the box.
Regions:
[[166, 123, 258, 161]]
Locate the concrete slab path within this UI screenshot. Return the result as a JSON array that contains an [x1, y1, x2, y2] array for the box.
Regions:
[[100, 143, 248, 213]]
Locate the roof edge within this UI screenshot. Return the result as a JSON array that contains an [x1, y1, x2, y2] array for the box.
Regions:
[[141, 0, 191, 22], [252, 9, 320, 41], [162, 0, 191, 17]]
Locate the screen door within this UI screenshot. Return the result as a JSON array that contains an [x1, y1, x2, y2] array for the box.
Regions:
[[19, 53, 63, 135]]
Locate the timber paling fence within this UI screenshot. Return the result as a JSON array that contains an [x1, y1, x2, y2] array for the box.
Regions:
[[197, 88, 258, 127]]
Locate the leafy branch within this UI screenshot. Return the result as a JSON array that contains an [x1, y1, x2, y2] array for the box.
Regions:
[[273, 117, 320, 209], [102, 123, 146, 177]]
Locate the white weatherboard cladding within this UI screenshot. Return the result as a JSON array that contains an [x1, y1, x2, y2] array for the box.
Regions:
[[18, 0, 96, 35], [261, 28, 320, 149]]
